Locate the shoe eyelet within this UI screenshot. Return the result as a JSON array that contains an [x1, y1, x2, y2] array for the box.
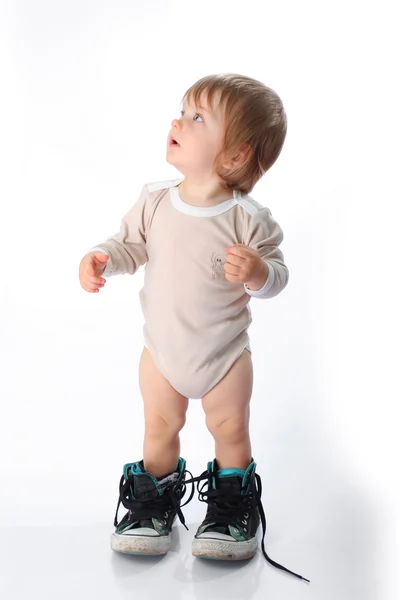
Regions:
[[243, 519, 248, 525], [244, 513, 249, 518], [244, 528, 247, 532]]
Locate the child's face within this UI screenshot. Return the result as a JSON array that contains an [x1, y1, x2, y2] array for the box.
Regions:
[[166, 92, 226, 180]]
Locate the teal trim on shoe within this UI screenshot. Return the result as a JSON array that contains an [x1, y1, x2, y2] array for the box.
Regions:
[[209, 458, 257, 493], [122, 461, 144, 480], [218, 468, 245, 477]]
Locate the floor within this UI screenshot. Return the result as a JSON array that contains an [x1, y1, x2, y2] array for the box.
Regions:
[[0, 465, 382, 600]]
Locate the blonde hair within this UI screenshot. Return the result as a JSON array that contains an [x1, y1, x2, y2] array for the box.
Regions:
[[182, 73, 287, 194]]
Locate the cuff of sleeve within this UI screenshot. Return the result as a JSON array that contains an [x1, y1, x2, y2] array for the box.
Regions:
[[244, 262, 275, 297], [88, 247, 113, 277]]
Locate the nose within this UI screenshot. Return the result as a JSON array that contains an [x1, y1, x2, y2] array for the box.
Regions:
[[171, 118, 182, 130]]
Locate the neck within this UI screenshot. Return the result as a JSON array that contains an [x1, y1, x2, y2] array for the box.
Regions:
[[178, 178, 233, 207]]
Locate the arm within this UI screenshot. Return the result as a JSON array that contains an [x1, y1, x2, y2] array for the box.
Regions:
[[243, 207, 289, 299], [88, 184, 149, 277]]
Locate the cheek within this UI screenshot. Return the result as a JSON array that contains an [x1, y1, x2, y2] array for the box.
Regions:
[[192, 141, 215, 163]]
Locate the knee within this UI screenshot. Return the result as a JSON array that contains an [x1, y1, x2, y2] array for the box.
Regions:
[[205, 411, 249, 443], [145, 412, 186, 438]]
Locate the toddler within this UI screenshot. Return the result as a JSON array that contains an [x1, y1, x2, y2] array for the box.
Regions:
[[79, 73, 309, 583]]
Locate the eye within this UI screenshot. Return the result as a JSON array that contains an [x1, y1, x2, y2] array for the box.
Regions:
[[180, 110, 204, 122]]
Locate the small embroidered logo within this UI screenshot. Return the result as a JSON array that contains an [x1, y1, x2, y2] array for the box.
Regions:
[[211, 252, 226, 280]]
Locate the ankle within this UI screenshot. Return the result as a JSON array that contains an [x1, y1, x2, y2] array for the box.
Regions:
[[143, 434, 180, 477]]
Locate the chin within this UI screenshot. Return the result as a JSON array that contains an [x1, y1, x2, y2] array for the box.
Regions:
[[165, 155, 184, 173], [166, 154, 176, 167]]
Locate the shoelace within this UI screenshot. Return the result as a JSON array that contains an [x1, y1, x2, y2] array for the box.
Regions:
[[114, 468, 196, 530], [184, 469, 310, 583]]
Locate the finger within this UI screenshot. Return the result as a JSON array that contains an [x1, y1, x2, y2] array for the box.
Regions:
[[227, 245, 252, 258], [225, 272, 241, 283], [93, 254, 109, 264], [82, 286, 99, 293], [85, 281, 103, 291], [88, 275, 106, 285], [225, 253, 246, 267], [227, 248, 244, 259], [224, 262, 241, 275]]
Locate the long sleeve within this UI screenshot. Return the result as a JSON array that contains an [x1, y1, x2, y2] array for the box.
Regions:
[[243, 207, 289, 299], [88, 184, 149, 277]]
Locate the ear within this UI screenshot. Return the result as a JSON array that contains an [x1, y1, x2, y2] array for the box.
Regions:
[[222, 143, 252, 169]]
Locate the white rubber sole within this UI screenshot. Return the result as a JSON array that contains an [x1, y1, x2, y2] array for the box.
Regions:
[[110, 531, 172, 556], [192, 531, 259, 561]]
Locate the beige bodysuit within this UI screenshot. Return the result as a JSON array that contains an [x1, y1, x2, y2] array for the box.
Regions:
[[89, 178, 289, 399]]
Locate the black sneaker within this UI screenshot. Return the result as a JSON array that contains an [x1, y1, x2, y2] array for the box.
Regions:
[[110, 457, 195, 556], [185, 458, 310, 583]]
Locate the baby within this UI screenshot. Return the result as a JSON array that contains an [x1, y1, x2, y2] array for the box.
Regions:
[[79, 73, 309, 583]]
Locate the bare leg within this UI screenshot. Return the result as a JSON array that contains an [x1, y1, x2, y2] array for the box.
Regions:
[[139, 347, 189, 477], [202, 349, 253, 470]]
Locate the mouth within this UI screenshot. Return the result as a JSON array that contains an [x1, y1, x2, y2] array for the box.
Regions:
[[169, 136, 180, 147]]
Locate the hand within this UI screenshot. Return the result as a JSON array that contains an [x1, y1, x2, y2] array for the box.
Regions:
[[225, 244, 268, 289], [79, 252, 109, 293]]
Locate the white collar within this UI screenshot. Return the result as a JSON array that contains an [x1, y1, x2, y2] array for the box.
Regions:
[[169, 184, 241, 217]]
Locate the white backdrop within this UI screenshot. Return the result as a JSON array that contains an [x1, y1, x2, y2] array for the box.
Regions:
[[0, 1, 398, 599]]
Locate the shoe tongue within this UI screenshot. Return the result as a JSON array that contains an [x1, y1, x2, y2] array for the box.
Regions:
[[132, 473, 162, 499], [129, 472, 179, 529], [218, 473, 244, 485], [126, 475, 160, 529], [202, 461, 248, 535]]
